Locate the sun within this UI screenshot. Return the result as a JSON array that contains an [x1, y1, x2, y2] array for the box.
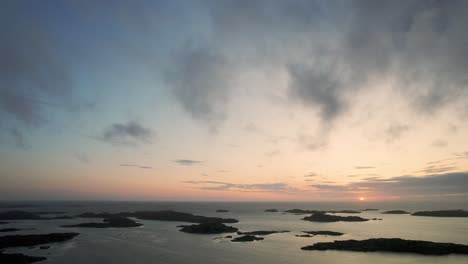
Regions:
[[359, 197, 365, 201]]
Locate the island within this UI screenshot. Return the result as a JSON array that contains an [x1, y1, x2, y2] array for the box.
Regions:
[[284, 209, 322, 214], [0, 228, 34, 233], [237, 230, 289, 236], [363, 208, 379, 211], [264, 209, 278, 212], [284, 209, 361, 214], [0, 211, 73, 220], [179, 222, 238, 234], [77, 210, 239, 224], [216, 209, 229, 213], [62, 216, 142, 228], [0, 232, 79, 249], [303, 212, 369, 222], [382, 210, 411, 214], [231, 235, 264, 242], [302, 231, 344, 236], [0, 252, 46, 263], [411, 210, 468, 217], [301, 238, 468, 255]]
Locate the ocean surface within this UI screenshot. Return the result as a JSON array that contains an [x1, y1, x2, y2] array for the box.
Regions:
[[2, 200, 468, 264]]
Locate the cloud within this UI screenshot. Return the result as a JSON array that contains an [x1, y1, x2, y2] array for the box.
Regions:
[[164, 45, 232, 126], [182, 180, 295, 192], [74, 152, 90, 164], [99, 121, 154, 146], [416, 164, 457, 174], [313, 172, 468, 198], [304, 173, 318, 177], [431, 139, 448, 148], [355, 166, 375, 170], [385, 124, 410, 143], [8, 128, 29, 149], [174, 159, 203, 166], [120, 164, 153, 169]]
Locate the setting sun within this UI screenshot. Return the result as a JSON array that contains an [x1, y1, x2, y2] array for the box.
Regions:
[[359, 197, 365, 201]]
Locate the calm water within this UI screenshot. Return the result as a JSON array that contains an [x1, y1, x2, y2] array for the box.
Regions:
[[2, 201, 468, 264]]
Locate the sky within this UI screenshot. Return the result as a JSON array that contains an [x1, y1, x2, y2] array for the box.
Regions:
[[1, 0, 468, 201]]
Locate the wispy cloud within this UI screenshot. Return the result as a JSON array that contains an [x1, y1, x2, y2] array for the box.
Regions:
[[355, 166, 375, 170], [304, 173, 318, 177], [120, 164, 153, 169], [99, 121, 154, 146], [312, 172, 468, 198], [182, 180, 296, 193], [174, 159, 203, 166]]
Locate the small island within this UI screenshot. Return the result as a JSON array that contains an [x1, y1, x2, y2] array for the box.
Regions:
[[303, 212, 369, 222], [363, 208, 379, 211], [179, 222, 238, 234], [301, 238, 468, 255], [62, 216, 142, 228], [216, 209, 229, 213], [284, 209, 322, 214], [237, 230, 289, 236], [382, 210, 411, 214], [302, 231, 344, 236], [231, 235, 264, 242], [411, 210, 468, 217]]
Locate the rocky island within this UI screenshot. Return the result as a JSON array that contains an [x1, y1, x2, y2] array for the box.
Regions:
[[231, 235, 264, 242], [0, 232, 79, 249], [62, 216, 142, 228], [382, 210, 411, 214], [301, 238, 468, 255], [0, 251, 46, 263], [303, 212, 369, 222], [179, 222, 238, 234], [237, 230, 289, 236], [302, 231, 344, 236], [0, 211, 73, 220], [77, 210, 239, 224], [0, 228, 34, 233], [411, 210, 468, 217]]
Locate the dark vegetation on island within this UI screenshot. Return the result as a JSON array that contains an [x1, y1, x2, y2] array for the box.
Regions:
[[0, 232, 79, 249], [0, 233, 79, 263], [264, 209, 278, 212], [0, 252, 46, 264], [231, 235, 264, 242], [237, 230, 289, 236], [179, 222, 238, 234], [0, 211, 73, 220], [302, 231, 344, 236], [62, 216, 142, 228], [0, 204, 42, 209], [303, 212, 369, 222], [301, 238, 468, 255], [216, 209, 229, 213], [382, 210, 411, 214], [411, 210, 468, 217], [284, 209, 361, 215], [0, 228, 34, 233], [362, 209, 379, 211], [77, 210, 238, 224]]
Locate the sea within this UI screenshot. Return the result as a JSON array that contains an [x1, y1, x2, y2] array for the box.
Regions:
[[1, 200, 468, 264]]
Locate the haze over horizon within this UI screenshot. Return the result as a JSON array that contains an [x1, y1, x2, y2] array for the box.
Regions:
[[1, 0, 468, 201]]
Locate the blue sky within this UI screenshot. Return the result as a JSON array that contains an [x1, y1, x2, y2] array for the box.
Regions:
[[1, 0, 468, 201]]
